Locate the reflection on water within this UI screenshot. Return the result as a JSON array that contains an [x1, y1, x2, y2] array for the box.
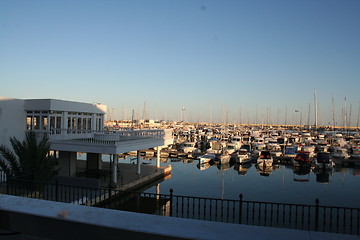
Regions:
[[116, 157, 360, 208], [234, 163, 251, 175], [256, 165, 273, 177]]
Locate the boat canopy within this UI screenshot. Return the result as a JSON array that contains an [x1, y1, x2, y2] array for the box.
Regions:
[[316, 152, 330, 163], [285, 147, 297, 155]]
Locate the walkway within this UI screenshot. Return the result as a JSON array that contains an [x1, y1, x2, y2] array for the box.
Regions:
[[0, 194, 358, 240]]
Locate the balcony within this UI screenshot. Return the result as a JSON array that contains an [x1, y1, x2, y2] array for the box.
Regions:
[[28, 128, 174, 154]]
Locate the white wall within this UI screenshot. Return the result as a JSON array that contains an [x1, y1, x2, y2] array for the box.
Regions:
[[0, 98, 26, 149]]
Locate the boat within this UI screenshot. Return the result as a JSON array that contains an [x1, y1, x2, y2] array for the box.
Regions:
[[331, 147, 350, 159], [350, 147, 360, 159], [314, 152, 334, 170], [239, 144, 251, 153], [199, 152, 216, 165], [187, 148, 202, 159], [301, 145, 316, 158], [216, 149, 231, 165], [225, 142, 237, 154], [350, 147, 360, 167], [283, 146, 298, 159], [252, 143, 267, 159], [257, 150, 273, 168], [292, 151, 311, 167], [180, 141, 197, 153], [140, 148, 156, 157], [234, 149, 251, 164]]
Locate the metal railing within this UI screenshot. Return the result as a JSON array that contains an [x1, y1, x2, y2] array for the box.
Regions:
[[27, 128, 172, 145], [0, 173, 358, 235]]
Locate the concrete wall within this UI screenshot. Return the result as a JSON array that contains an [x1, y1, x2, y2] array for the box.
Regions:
[[0, 194, 354, 240], [0, 98, 26, 149]]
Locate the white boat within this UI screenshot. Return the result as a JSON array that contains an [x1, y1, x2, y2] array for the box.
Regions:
[[225, 142, 237, 154], [216, 149, 231, 165], [257, 150, 273, 168], [235, 149, 251, 164], [199, 152, 216, 165], [231, 136, 242, 149], [331, 147, 350, 159], [181, 141, 197, 153], [301, 145, 316, 158], [350, 147, 360, 159], [252, 143, 267, 159]]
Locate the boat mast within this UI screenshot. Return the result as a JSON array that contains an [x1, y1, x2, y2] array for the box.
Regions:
[[349, 104, 352, 130], [300, 106, 303, 130], [332, 96, 336, 134], [307, 103, 311, 130], [314, 88, 318, 132], [344, 97, 347, 132], [357, 101, 360, 130]]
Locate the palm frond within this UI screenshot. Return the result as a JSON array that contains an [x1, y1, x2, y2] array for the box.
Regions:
[[0, 145, 21, 176]]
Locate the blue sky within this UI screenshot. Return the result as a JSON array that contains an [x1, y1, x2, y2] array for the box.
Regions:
[[1, 0, 360, 125]]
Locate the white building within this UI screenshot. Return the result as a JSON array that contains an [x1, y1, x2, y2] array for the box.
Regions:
[[0, 98, 173, 182]]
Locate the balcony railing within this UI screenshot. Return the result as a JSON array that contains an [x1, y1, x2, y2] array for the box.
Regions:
[[27, 129, 173, 145]]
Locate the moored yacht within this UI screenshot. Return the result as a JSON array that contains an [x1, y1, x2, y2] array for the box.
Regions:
[[234, 149, 251, 164], [199, 152, 216, 165], [314, 152, 334, 170], [257, 150, 273, 168]]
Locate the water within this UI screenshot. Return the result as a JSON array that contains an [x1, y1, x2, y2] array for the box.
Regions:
[[118, 157, 360, 208]]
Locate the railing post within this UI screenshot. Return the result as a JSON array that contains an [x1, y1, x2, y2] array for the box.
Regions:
[[315, 198, 320, 231], [55, 179, 59, 202], [169, 188, 173, 217], [239, 194, 243, 224], [108, 184, 112, 209]]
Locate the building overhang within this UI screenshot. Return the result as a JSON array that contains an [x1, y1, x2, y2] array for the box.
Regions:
[[24, 99, 106, 114]]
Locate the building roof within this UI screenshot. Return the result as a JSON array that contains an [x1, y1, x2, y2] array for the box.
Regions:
[[24, 99, 106, 114]]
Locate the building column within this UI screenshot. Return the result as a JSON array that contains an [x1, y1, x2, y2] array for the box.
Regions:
[[112, 154, 118, 184], [137, 150, 141, 175], [156, 147, 161, 168], [62, 111, 68, 134], [86, 153, 102, 170], [58, 151, 77, 177]]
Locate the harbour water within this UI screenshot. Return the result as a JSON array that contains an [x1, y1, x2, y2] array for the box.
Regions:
[[117, 157, 360, 209]]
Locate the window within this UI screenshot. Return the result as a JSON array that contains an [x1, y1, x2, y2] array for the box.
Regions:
[[34, 116, 40, 130], [50, 116, 55, 129], [56, 117, 62, 129], [88, 118, 92, 130], [72, 117, 77, 129], [83, 118, 87, 130], [77, 118, 82, 129], [42, 116, 48, 130], [27, 116, 33, 130]]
